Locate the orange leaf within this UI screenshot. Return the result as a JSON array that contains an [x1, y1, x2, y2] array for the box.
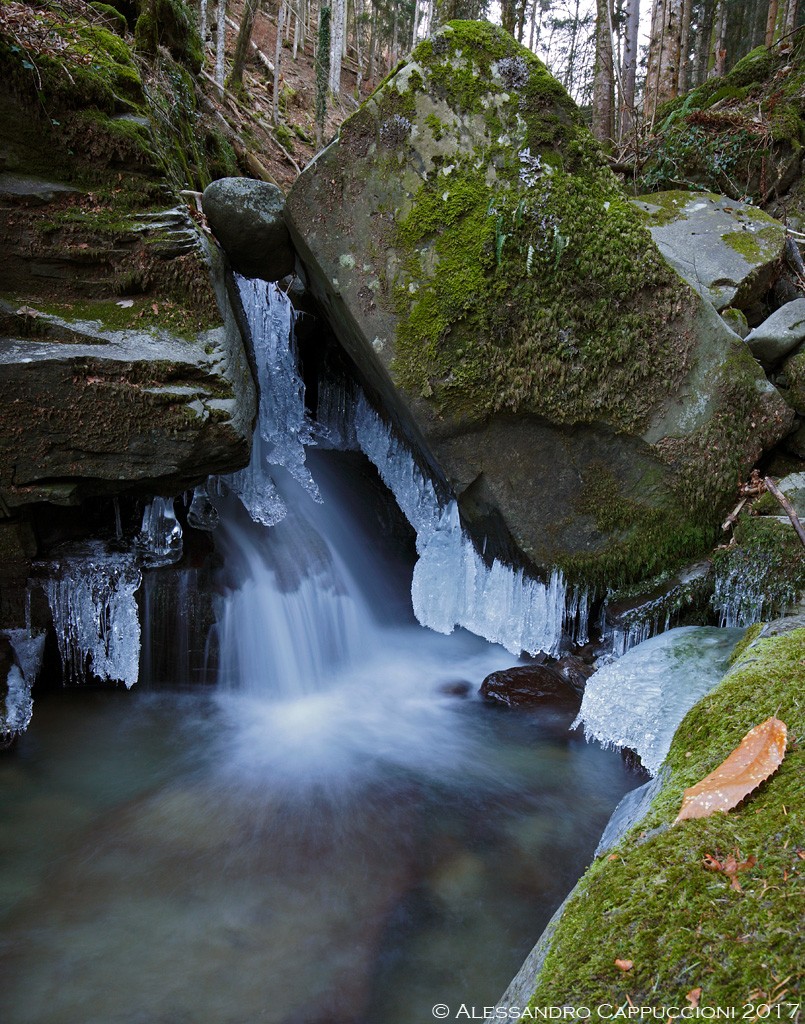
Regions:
[[687, 988, 703, 1008], [615, 959, 634, 971], [675, 717, 787, 822]]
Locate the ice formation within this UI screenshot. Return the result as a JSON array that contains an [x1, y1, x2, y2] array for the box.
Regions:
[[320, 383, 578, 656], [187, 480, 219, 532], [573, 625, 744, 774], [136, 497, 183, 568], [45, 545, 142, 687], [223, 277, 321, 526]]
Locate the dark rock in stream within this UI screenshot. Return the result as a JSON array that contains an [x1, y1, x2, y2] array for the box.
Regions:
[[480, 666, 582, 710]]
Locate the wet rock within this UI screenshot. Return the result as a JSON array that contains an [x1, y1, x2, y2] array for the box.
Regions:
[[633, 190, 786, 312], [480, 665, 582, 709], [552, 654, 594, 692], [438, 679, 472, 697], [202, 177, 295, 282]]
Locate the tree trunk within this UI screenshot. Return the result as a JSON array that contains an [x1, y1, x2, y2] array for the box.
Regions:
[[329, 0, 345, 94], [501, 0, 516, 35], [215, 0, 226, 97], [592, 0, 615, 144], [620, 0, 639, 143], [784, 0, 800, 35], [712, 0, 727, 77], [644, 0, 683, 125], [273, 0, 287, 124], [766, 0, 780, 45], [316, 5, 331, 148], [229, 0, 260, 91], [677, 0, 692, 92]]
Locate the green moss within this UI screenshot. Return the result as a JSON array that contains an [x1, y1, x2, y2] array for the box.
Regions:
[[722, 225, 781, 262], [134, 0, 202, 74], [782, 349, 805, 414], [88, 3, 128, 35], [557, 468, 713, 589], [638, 38, 805, 201], [527, 628, 804, 1008]]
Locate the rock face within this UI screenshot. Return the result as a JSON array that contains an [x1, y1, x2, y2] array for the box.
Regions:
[[202, 178, 296, 282], [286, 21, 791, 586], [632, 191, 785, 314]]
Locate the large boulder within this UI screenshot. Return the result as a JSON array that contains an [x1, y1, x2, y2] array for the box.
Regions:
[[202, 178, 296, 282], [286, 21, 792, 587], [632, 191, 785, 314]]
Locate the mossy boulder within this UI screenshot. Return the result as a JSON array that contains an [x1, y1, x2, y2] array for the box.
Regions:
[[633, 191, 786, 314], [503, 623, 804, 1008], [780, 346, 805, 413], [286, 21, 792, 588]]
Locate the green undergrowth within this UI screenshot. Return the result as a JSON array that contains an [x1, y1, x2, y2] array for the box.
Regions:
[[389, 21, 688, 431], [527, 627, 804, 1010], [638, 38, 805, 201], [0, 0, 235, 191]]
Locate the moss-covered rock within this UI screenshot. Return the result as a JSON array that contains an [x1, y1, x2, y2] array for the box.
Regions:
[[286, 21, 792, 587], [0, 4, 255, 510], [639, 38, 805, 208], [505, 623, 804, 1009]]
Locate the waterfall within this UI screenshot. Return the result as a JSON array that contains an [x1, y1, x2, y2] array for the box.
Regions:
[[44, 545, 142, 687], [320, 385, 572, 656]]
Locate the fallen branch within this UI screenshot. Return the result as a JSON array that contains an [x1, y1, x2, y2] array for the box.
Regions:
[[764, 476, 805, 548]]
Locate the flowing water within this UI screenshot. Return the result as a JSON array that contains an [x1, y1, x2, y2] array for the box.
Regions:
[[0, 281, 642, 1023]]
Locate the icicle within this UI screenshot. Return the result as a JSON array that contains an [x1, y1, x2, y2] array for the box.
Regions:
[[44, 546, 142, 687], [338, 390, 568, 656], [187, 480, 220, 531], [135, 497, 183, 568], [223, 277, 321, 526], [1, 629, 44, 742], [113, 496, 123, 542]]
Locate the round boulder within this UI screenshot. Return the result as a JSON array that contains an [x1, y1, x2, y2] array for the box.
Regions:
[[202, 177, 295, 282]]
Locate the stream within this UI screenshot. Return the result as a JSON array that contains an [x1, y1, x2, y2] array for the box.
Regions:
[[0, 281, 643, 1024]]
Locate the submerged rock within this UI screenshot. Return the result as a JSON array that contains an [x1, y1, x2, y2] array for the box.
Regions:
[[202, 177, 295, 282], [633, 190, 785, 313], [480, 665, 581, 709], [286, 22, 791, 588]]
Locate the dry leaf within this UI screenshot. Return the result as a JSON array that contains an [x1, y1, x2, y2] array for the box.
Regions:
[[703, 849, 757, 891], [615, 958, 634, 971], [675, 717, 787, 822], [687, 988, 703, 1008]]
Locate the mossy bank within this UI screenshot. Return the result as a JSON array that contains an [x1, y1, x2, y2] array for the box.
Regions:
[[286, 20, 790, 587], [512, 624, 803, 1010]]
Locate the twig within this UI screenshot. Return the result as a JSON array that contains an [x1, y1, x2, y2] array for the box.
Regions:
[[764, 476, 805, 548], [722, 497, 747, 532]]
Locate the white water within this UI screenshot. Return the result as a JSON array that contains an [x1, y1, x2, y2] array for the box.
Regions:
[[573, 626, 744, 774], [44, 545, 142, 687]]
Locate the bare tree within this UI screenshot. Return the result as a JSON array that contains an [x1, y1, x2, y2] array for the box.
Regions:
[[619, 0, 639, 142], [592, 0, 615, 143], [229, 0, 259, 91], [329, 0, 345, 94], [273, 0, 288, 124]]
